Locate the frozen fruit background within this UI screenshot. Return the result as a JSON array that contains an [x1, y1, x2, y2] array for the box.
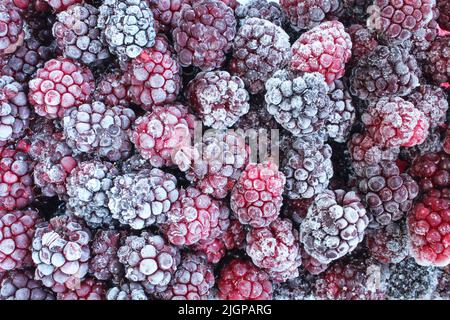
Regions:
[[0, 0, 449, 300]]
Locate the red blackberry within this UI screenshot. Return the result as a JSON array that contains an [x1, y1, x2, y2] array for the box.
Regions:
[[280, 0, 343, 31], [217, 258, 273, 300], [283, 135, 333, 199], [0, 1, 24, 57], [231, 162, 285, 228], [93, 69, 131, 107], [347, 24, 378, 60], [246, 218, 302, 282], [407, 188, 450, 267], [358, 161, 419, 226], [367, 0, 435, 42], [300, 189, 368, 264], [172, 0, 236, 71], [57, 277, 106, 300], [326, 79, 355, 143], [407, 85, 448, 129], [89, 230, 123, 282], [159, 253, 215, 300], [235, 0, 286, 27], [230, 17, 291, 95], [0, 139, 34, 211], [361, 97, 430, 149], [62, 102, 136, 161], [0, 209, 40, 272], [131, 104, 195, 168], [107, 168, 179, 230], [301, 249, 329, 275], [265, 70, 332, 136], [410, 152, 450, 192], [291, 21, 352, 84], [106, 282, 148, 300], [350, 44, 420, 100], [0, 269, 55, 300], [187, 70, 250, 129], [366, 221, 408, 264], [31, 215, 91, 293], [437, 0, 449, 31], [28, 57, 95, 119], [424, 36, 450, 85], [44, 0, 83, 12], [117, 232, 180, 294], [0, 76, 30, 145], [52, 3, 110, 66]]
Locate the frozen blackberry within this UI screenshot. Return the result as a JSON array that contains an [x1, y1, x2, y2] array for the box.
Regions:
[[52, 3, 110, 66], [230, 17, 291, 95], [98, 0, 156, 60], [273, 272, 315, 300], [187, 70, 250, 129], [407, 85, 448, 129], [31, 215, 91, 293], [235, 0, 285, 27], [0, 1, 24, 57], [347, 24, 378, 60], [437, 0, 449, 31], [148, 0, 189, 33], [66, 160, 119, 228], [44, 0, 83, 12], [0, 76, 30, 145], [89, 230, 123, 282], [301, 249, 329, 275], [424, 36, 449, 85], [350, 44, 421, 100], [342, 0, 371, 23], [0, 269, 55, 300], [326, 79, 355, 143], [265, 70, 332, 136], [172, 0, 236, 71], [107, 168, 179, 230], [283, 135, 333, 199], [62, 102, 136, 162], [300, 189, 368, 264], [366, 221, 409, 264], [194, 238, 226, 264], [357, 161, 419, 227], [222, 217, 246, 251], [56, 277, 106, 300], [411, 8, 440, 63], [410, 152, 450, 192], [106, 282, 148, 300], [117, 232, 180, 294], [246, 218, 302, 282], [93, 69, 131, 107]]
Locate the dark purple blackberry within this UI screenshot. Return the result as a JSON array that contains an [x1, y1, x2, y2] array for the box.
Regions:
[[326, 79, 355, 143], [265, 70, 332, 136], [346, 24, 378, 61], [411, 8, 439, 63], [437, 0, 449, 31], [230, 18, 291, 95], [273, 272, 315, 300], [410, 152, 450, 192], [93, 69, 131, 107], [424, 36, 450, 85], [106, 282, 148, 300], [366, 221, 409, 264], [0, 269, 55, 300], [407, 85, 448, 129], [342, 0, 371, 24], [89, 230, 123, 282], [235, 0, 286, 27]]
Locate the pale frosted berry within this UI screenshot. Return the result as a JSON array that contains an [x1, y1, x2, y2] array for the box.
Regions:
[[326, 79, 355, 143], [57, 277, 106, 300], [0, 269, 54, 300], [235, 0, 286, 27], [0, 2, 25, 57], [106, 282, 148, 300]]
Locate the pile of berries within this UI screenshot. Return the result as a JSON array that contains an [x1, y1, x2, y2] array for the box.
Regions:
[[0, 0, 449, 301]]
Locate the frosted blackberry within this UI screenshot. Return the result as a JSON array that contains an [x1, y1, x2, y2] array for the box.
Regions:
[[0, 269, 55, 300], [106, 282, 148, 300], [410, 152, 450, 192], [0, 1, 24, 57], [346, 24, 378, 60], [93, 69, 131, 107], [56, 277, 106, 300], [107, 168, 179, 230], [424, 36, 450, 85], [62, 102, 136, 162], [265, 70, 332, 136], [148, 0, 189, 33], [326, 79, 355, 143], [235, 0, 286, 27], [89, 230, 123, 282], [98, 0, 156, 60], [66, 160, 120, 228], [230, 18, 291, 95], [407, 85, 448, 129], [273, 272, 315, 300], [366, 221, 409, 264]]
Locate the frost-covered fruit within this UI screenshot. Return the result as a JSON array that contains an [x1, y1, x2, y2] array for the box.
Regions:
[[386, 258, 440, 299], [231, 162, 285, 229], [246, 218, 301, 282], [29, 120, 78, 199], [0, 2, 24, 57], [93, 69, 131, 107], [230, 18, 291, 95], [280, 0, 343, 31], [273, 272, 315, 300], [44, 0, 83, 12], [235, 0, 285, 27], [437, 0, 449, 31], [89, 230, 123, 282], [410, 152, 450, 192], [357, 161, 419, 226], [172, 0, 236, 71], [31, 215, 91, 293], [11, 0, 50, 12], [411, 8, 440, 62], [98, 0, 156, 60], [117, 232, 180, 294], [173, 132, 250, 199], [350, 44, 420, 100], [28, 57, 95, 119], [217, 259, 273, 300], [124, 45, 181, 109], [131, 104, 194, 168], [166, 187, 222, 246], [342, 0, 371, 23], [361, 97, 430, 149], [300, 189, 368, 264], [194, 238, 226, 264], [187, 70, 249, 129], [63, 102, 136, 161], [148, 0, 189, 33], [66, 160, 120, 228], [367, 0, 435, 42], [283, 135, 333, 199], [0, 139, 34, 211], [0, 209, 40, 272], [347, 24, 378, 60], [223, 218, 246, 250], [366, 222, 409, 264], [326, 79, 355, 143], [291, 21, 352, 84], [106, 282, 148, 300], [424, 37, 450, 85], [0, 269, 54, 300], [159, 253, 215, 300], [282, 198, 314, 225], [52, 3, 110, 66], [57, 278, 106, 300], [0, 76, 30, 144], [407, 189, 450, 267], [107, 168, 179, 230], [301, 249, 329, 275], [407, 85, 448, 129]]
